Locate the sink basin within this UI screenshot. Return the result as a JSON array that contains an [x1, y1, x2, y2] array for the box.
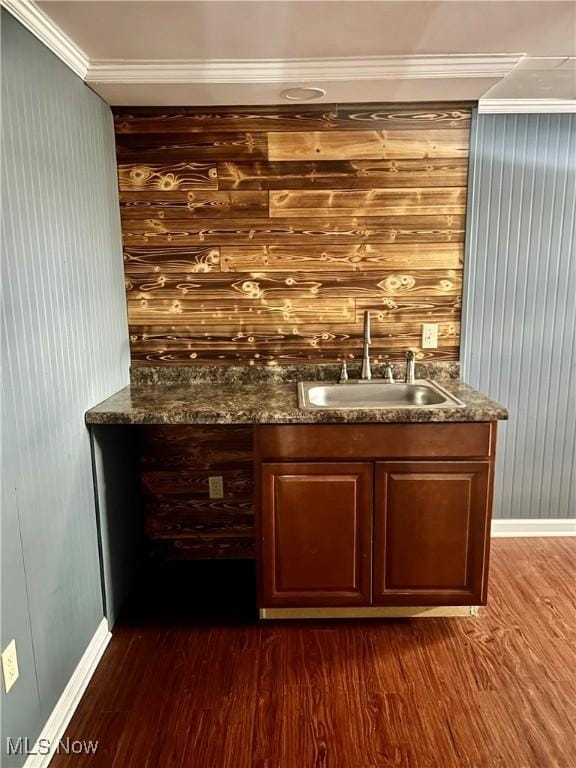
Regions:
[[298, 379, 465, 410]]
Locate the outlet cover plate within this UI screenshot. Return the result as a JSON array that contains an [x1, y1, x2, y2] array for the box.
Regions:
[[208, 476, 224, 499], [2, 639, 19, 693], [422, 323, 439, 349]]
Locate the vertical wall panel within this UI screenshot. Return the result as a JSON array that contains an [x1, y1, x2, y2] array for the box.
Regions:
[[1, 11, 129, 764], [463, 112, 575, 520]]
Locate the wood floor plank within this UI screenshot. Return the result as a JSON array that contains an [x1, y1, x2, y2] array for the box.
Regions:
[[51, 539, 576, 767]]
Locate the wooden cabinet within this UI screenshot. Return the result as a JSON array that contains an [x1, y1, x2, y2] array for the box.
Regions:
[[257, 424, 496, 611], [373, 462, 491, 606], [260, 463, 373, 606]]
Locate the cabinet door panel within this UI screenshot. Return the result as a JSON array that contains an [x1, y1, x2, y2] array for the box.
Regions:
[[261, 463, 373, 606], [374, 461, 491, 605]]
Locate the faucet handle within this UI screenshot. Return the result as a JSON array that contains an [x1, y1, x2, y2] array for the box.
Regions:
[[338, 360, 349, 384], [382, 362, 395, 383]]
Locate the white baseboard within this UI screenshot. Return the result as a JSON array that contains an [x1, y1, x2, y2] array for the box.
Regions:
[[491, 518, 576, 538], [24, 618, 111, 768]]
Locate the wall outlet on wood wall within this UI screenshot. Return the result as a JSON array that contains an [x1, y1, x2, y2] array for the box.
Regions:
[[209, 476, 224, 499], [422, 323, 439, 349]]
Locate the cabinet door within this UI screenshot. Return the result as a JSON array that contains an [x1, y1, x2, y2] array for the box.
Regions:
[[260, 463, 373, 607], [374, 462, 492, 606]]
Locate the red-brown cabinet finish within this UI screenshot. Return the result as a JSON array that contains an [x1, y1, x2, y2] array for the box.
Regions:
[[260, 463, 373, 606], [373, 461, 492, 606]]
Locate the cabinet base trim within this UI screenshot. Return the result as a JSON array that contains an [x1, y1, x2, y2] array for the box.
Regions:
[[259, 605, 480, 620]]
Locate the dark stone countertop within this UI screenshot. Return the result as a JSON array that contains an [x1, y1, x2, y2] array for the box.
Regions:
[[85, 374, 508, 426]]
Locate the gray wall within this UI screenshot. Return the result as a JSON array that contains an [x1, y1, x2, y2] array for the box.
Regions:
[[1, 11, 129, 765], [463, 111, 575, 520]]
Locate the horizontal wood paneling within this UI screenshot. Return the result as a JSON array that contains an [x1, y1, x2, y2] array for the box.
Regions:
[[114, 103, 472, 133], [116, 132, 268, 161], [139, 425, 255, 559], [130, 321, 460, 345], [268, 129, 469, 161], [126, 270, 462, 301], [355, 295, 461, 320], [115, 101, 470, 365], [130, 322, 460, 363], [130, 346, 461, 365], [219, 243, 463, 271], [269, 188, 467, 217], [127, 297, 356, 325], [121, 215, 465, 245], [118, 162, 218, 191], [120, 190, 269, 218], [124, 245, 220, 274], [218, 159, 469, 190]]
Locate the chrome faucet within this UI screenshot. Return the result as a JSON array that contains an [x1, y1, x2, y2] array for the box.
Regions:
[[360, 311, 372, 381], [405, 350, 416, 384], [338, 360, 349, 384]]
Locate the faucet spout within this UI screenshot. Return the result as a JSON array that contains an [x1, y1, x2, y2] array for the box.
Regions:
[[360, 311, 372, 381], [405, 350, 416, 384]]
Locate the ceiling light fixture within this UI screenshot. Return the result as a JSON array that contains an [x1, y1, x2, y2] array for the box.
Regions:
[[281, 87, 326, 101]]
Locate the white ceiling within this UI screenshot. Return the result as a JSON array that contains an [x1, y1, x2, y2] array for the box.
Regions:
[[7, 1, 576, 108], [36, 1, 576, 60]]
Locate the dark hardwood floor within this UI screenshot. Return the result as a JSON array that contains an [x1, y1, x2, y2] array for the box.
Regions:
[[52, 538, 576, 768]]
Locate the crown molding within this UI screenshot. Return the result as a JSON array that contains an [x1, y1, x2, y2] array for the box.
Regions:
[[86, 54, 523, 85], [479, 98, 576, 113], [1, 0, 89, 78], [0, 2, 524, 97]]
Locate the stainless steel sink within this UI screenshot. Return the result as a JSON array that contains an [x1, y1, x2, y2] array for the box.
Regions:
[[298, 379, 465, 410]]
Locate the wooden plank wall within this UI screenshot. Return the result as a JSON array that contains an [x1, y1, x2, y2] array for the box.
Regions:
[[114, 102, 471, 366], [140, 425, 255, 560]]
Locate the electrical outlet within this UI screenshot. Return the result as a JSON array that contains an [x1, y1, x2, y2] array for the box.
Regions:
[[208, 476, 224, 499], [2, 640, 19, 694], [421, 323, 439, 349]]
